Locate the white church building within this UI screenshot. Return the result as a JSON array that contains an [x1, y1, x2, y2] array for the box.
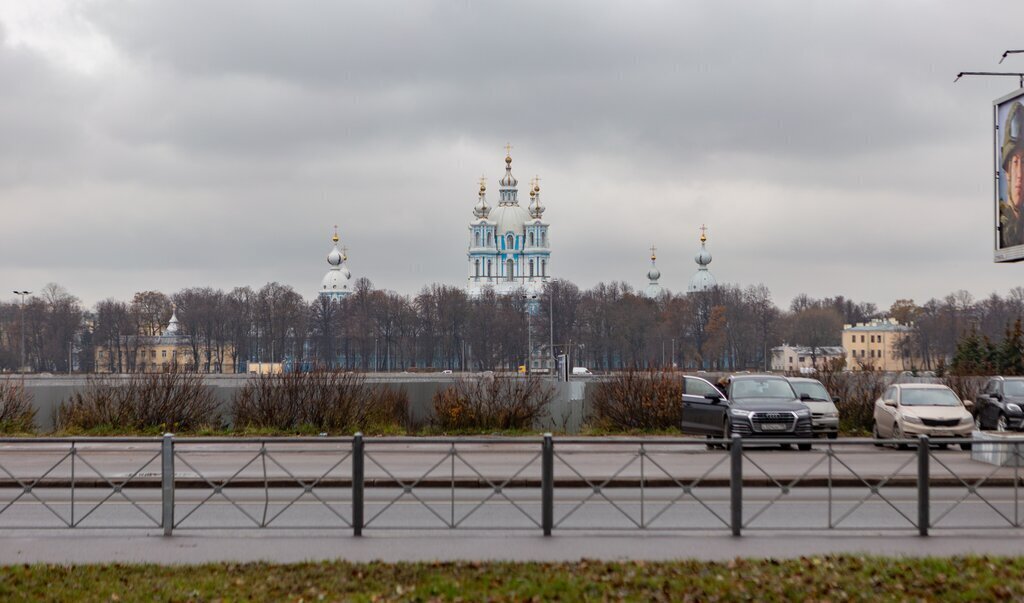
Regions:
[[466, 150, 551, 297]]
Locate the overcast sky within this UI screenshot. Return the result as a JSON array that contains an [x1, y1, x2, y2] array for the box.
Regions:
[[3, 1, 1024, 310]]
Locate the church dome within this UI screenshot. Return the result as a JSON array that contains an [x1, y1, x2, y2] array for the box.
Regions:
[[321, 268, 351, 292], [490, 203, 532, 236], [687, 228, 716, 293], [320, 227, 353, 298]]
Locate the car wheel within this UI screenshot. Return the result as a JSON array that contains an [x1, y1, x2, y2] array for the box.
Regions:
[[975, 413, 984, 431], [827, 432, 838, 440], [893, 423, 909, 450], [722, 420, 732, 450], [960, 442, 973, 451], [998, 414, 1009, 433], [705, 434, 720, 450], [780, 443, 792, 450], [937, 443, 949, 450], [872, 422, 884, 447], [798, 443, 812, 451]]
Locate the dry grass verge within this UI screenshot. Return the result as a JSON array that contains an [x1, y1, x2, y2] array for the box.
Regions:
[[590, 370, 682, 431], [0, 377, 36, 433], [433, 374, 552, 431], [56, 370, 220, 433], [231, 371, 408, 433]]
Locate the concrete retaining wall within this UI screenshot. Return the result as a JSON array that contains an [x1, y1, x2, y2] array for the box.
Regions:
[[11, 374, 599, 434]]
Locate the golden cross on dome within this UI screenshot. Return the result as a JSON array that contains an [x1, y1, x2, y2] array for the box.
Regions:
[[341, 246, 348, 260], [650, 244, 657, 260], [533, 175, 541, 189], [332, 225, 339, 243], [699, 224, 708, 242], [504, 142, 513, 156], [478, 175, 487, 190]]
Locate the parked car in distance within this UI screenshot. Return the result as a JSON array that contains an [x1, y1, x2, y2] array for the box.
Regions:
[[872, 384, 974, 450], [681, 374, 814, 450], [974, 376, 1024, 432], [787, 377, 840, 439], [572, 367, 593, 376]]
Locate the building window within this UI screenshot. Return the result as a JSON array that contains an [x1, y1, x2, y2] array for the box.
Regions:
[[486, 232, 492, 247], [799, 356, 805, 362], [162, 350, 167, 358], [789, 356, 793, 363], [528, 232, 534, 246], [474, 259, 480, 278], [541, 259, 546, 276], [529, 260, 534, 277], [487, 260, 492, 277], [507, 234, 514, 249], [506, 259, 515, 282], [860, 335, 865, 343]]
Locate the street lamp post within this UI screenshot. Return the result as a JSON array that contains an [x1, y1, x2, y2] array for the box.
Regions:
[[12, 290, 31, 373]]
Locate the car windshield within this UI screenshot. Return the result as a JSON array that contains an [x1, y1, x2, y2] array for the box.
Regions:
[[900, 388, 962, 407], [1004, 381, 1024, 396], [730, 378, 796, 400], [791, 381, 831, 401]]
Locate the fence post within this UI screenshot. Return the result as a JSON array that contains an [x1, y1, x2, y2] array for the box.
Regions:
[[730, 435, 743, 537], [542, 433, 554, 536], [918, 435, 929, 536], [161, 433, 174, 537], [352, 432, 364, 537]]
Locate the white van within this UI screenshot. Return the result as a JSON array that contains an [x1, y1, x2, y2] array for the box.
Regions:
[[571, 367, 593, 376]]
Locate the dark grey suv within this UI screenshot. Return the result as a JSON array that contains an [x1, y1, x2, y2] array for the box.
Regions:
[[975, 376, 1024, 431], [681, 374, 814, 450]]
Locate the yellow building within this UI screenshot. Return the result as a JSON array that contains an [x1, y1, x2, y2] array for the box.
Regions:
[[94, 308, 236, 374], [842, 319, 914, 372]]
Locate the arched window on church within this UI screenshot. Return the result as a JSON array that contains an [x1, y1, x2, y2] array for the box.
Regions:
[[474, 259, 480, 278], [476, 231, 482, 247], [529, 260, 534, 277], [506, 259, 515, 282], [541, 231, 546, 247], [487, 260, 492, 277], [528, 232, 534, 247], [506, 234, 514, 250], [541, 259, 546, 277], [487, 232, 492, 247]]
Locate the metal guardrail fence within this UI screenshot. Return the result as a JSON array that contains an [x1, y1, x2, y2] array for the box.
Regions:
[[0, 434, 1021, 536]]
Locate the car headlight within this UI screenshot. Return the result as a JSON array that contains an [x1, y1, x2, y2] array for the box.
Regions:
[[960, 415, 974, 425], [795, 408, 811, 418], [823, 411, 839, 418], [902, 415, 924, 425], [1008, 403, 1022, 414], [730, 408, 753, 418]]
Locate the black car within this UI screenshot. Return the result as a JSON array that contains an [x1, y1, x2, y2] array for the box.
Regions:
[[681, 374, 814, 450], [974, 377, 1024, 431]]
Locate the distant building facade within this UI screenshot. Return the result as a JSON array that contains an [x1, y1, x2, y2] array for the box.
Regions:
[[843, 318, 914, 371], [771, 344, 846, 373], [94, 308, 237, 373], [467, 150, 551, 297]]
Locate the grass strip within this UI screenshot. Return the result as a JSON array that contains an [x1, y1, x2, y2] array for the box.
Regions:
[[1, 556, 1023, 602]]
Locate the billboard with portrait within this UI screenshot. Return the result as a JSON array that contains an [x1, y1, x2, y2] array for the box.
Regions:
[[995, 88, 1024, 262]]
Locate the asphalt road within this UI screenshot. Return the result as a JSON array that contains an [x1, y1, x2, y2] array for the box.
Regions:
[[0, 438, 1018, 488], [2, 487, 1024, 563], [3, 437, 1024, 563]]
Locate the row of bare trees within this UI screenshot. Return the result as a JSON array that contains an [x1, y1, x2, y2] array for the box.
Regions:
[[2, 280, 1024, 373]]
